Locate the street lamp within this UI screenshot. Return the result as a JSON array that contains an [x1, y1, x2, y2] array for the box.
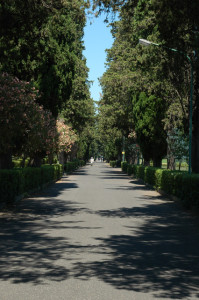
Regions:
[[139, 38, 193, 174]]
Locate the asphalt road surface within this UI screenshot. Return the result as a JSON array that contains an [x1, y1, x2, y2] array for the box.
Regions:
[[0, 162, 199, 300]]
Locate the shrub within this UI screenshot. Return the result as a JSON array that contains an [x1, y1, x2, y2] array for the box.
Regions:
[[121, 161, 128, 173], [41, 165, 55, 184], [110, 160, 121, 168], [177, 174, 199, 209], [65, 162, 75, 173], [132, 165, 139, 177], [160, 170, 176, 194], [110, 161, 117, 167], [144, 167, 157, 186], [127, 164, 133, 176], [23, 167, 42, 192], [12, 158, 30, 168], [0, 169, 23, 204], [0, 164, 63, 206], [137, 165, 145, 181], [122, 163, 199, 210], [64, 159, 84, 173]]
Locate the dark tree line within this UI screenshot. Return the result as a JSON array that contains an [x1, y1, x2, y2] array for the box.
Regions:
[[95, 0, 199, 172], [0, 0, 96, 167]]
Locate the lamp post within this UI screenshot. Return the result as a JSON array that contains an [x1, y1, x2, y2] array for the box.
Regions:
[[139, 38, 193, 174]]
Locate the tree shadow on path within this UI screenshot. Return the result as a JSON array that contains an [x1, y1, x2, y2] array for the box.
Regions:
[[0, 177, 94, 285], [1, 166, 199, 299], [73, 200, 199, 299]]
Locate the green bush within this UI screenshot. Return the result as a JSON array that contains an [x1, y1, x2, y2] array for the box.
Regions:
[[127, 164, 133, 176], [41, 164, 63, 183], [121, 163, 199, 210], [175, 173, 199, 208], [155, 169, 184, 195], [0, 164, 63, 206], [110, 161, 117, 167], [121, 161, 128, 173], [65, 162, 76, 173], [0, 169, 23, 204], [110, 160, 121, 168], [79, 160, 85, 167], [12, 158, 30, 168], [23, 167, 42, 191], [144, 167, 157, 186], [154, 168, 164, 190], [64, 159, 85, 173], [41, 165, 55, 184], [132, 165, 138, 177], [137, 165, 145, 180]]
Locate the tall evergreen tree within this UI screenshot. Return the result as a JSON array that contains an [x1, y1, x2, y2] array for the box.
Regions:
[[0, 0, 96, 163], [93, 0, 199, 172], [0, 0, 88, 117]]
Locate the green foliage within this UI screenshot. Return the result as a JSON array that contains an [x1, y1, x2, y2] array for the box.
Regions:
[[122, 162, 199, 209], [0, 1, 88, 117], [42, 164, 63, 183], [95, 0, 199, 172], [110, 160, 121, 168], [167, 128, 189, 167], [110, 161, 116, 167], [133, 92, 167, 166], [0, 73, 58, 165], [0, 169, 23, 204], [13, 158, 30, 168], [144, 166, 158, 185], [0, 164, 63, 205], [97, 1, 169, 164], [22, 167, 42, 192], [61, 59, 95, 133], [136, 165, 145, 181], [121, 161, 128, 173], [177, 174, 199, 209], [64, 159, 85, 173], [127, 164, 133, 176]]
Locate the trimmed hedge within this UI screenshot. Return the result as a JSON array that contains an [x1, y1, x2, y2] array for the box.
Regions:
[[110, 161, 117, 168], [64, 159, 85, 173], [110, 160, 121, 168], [121, 161, 128, 173], [0, 164, 63, 206], [121, 163, 199, 209], [12, 158, 30, 168]]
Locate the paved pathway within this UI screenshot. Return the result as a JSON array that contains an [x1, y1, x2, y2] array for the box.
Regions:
[[0, 162, 199, 300]]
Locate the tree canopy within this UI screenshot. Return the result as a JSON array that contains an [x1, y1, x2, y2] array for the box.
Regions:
[[96, 0, 199, 172], [0, 0, 96, 167]]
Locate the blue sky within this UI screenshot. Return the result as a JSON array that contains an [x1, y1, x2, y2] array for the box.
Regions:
[[83, 13, 114, 102]]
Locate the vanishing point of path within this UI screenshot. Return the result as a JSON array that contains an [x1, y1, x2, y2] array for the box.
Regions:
[[0, 162, 199, 300]]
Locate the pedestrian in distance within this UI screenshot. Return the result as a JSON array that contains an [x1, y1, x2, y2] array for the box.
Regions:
[[90, 157, 94, 166]]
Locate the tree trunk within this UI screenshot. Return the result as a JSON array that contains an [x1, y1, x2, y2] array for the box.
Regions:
[[144, 160, 150, 166], [167, 157, 176, 170], [29, 152, 44, 168], [167, 142, 175, 170], [192, 107, 199, 173], [48, 153, 54, 165], [192, 64, 199, 173], [0, 151, 13, 169], [153, 158, 162, 168], [31, 156, 42, 168], [58, 151, 65, 166]]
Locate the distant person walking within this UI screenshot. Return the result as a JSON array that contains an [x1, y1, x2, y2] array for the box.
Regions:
[[90, 157, 94, 166]]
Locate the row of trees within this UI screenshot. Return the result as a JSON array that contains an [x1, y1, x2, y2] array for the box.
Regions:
[[0, 0, 96, 169], [94, 0, 199, 172]]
